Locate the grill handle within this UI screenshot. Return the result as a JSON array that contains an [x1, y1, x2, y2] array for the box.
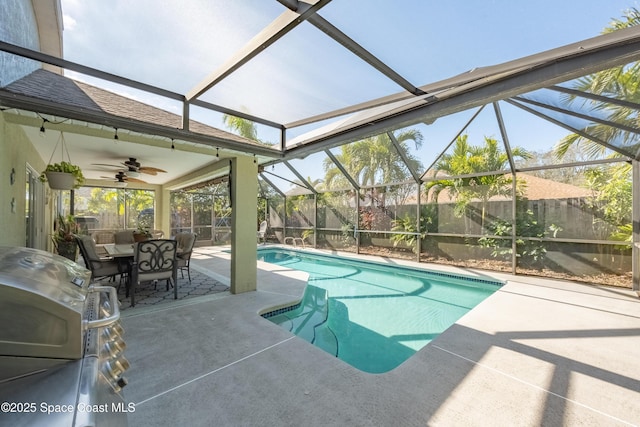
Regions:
[[85, 286, 121, 329]]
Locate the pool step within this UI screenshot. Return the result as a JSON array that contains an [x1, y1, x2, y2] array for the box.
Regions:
[[313, 323, 338, 357], [266, 285, 338, 356]]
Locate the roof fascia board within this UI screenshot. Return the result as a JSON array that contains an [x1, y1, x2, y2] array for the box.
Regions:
[[0, 91, 282, 158], [185, 0, 332, 101]]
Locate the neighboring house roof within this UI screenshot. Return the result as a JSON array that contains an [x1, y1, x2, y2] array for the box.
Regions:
[[426, 173, 591, 203], [515, 173, 591, 200], [2, 69, 260, 147]]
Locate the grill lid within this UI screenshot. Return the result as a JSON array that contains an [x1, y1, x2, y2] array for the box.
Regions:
[[0, 246, 90, 303], [0, 247, 92, 360]]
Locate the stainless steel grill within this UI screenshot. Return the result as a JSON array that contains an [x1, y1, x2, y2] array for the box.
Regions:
[[0, 246, 130, 426]]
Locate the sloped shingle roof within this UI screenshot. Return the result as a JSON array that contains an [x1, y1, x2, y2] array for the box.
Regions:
[[3, 69, 260, 146]]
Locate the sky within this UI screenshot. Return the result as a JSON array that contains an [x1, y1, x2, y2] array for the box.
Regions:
[[59, 0, 639, 187]]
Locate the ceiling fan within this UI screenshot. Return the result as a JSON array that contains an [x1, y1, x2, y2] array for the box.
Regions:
[[100, 171, 147, 188], [93, 158, 167, 176]]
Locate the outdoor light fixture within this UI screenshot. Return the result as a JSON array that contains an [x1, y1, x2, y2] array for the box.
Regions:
[[39, 118, 48, 136]]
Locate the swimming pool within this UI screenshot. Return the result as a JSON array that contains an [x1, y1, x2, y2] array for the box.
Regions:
[[259, 249, 502, 373]]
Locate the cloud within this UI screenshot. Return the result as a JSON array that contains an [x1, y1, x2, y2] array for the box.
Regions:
[[62, 14, 76, 31]]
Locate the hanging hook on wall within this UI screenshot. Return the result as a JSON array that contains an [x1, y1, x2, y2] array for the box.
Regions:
[[171, 138, 175, 150], [216, 147, 219, 158], [114, 127, 119, 140], [253, 154, 257, 164]]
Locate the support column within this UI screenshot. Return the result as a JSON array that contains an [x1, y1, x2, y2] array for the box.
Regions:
[[230, 156, 258, 294], [159, 188, 171, 237], [632, 160, 639, 292]]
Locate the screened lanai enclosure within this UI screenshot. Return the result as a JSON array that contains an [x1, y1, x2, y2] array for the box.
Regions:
[[2, 1, 640, 291], [257, 79, 638, 288]]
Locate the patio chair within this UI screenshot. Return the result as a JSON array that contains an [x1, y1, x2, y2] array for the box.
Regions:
[[75, 234, 121, 285], [175, 232, 196, 282], [114, 230, 135, 244], [130, 239, 178, 307], [257, 221, 268, 244]]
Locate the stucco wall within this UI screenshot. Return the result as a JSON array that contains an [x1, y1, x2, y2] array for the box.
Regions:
[[0, 114, 48, 247], [0, 0, 40, 87]]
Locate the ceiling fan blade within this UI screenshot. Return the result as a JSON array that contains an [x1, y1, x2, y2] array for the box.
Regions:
[[137, 169, 157, 176], [126, 177, 147, 183], [139, 166, 166, 174]]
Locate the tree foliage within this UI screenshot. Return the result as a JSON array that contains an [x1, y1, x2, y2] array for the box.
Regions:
[[323, 129, 423, 190], [425, 135, 530, 229], [555, 8, 640, 160]]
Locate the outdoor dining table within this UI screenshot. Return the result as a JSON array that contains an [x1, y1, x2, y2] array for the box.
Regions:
[[103, 244, 135, 289], [102, 242, 187, 291], [103, 243, 135, 258]]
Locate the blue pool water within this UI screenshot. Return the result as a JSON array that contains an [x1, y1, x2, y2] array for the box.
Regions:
[[259, 249, 502, 373]]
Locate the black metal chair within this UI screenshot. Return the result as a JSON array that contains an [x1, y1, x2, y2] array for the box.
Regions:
[[75, 234, 121, 284], [130, 239, 178, 307], [175, 232, 196, 282]]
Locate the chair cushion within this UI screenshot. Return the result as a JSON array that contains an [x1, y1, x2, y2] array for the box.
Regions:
[[77, 235, 101, 261], [92, 261, 120, 277], [114, 230, 135, 244], [175, 233, 196, 253]]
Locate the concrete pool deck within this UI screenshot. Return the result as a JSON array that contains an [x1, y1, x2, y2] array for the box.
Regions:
[[121, 245, 640, 426]]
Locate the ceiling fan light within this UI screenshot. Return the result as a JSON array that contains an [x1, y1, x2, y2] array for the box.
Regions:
[[113, 181, 127, 188], [126, 170, 140, 178]]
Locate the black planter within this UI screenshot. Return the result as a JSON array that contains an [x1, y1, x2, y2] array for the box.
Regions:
[[56, 241, 78, 261]]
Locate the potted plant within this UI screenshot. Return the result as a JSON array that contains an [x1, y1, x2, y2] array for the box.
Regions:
[[133, 224, 152, 242], [40, 161, 85, 190], [52, 213, 80, 261]]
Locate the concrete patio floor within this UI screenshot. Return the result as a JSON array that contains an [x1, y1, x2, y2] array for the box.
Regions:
[[120, 246, 640, 427]]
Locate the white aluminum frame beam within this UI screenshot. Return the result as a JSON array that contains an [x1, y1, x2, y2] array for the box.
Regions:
[[186, 0, 332, 101]]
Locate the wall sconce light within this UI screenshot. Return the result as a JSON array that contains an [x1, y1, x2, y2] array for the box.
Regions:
[[171, 139, 175, 151], [114, 128, 119, 140]]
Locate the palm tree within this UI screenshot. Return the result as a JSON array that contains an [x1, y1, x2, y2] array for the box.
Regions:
[[291, 176, 324, 192], [323, 129, 423, 191], [426, 135, 530, 231], [555, 8, 640, 159], [222, 114, 258, 141]]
